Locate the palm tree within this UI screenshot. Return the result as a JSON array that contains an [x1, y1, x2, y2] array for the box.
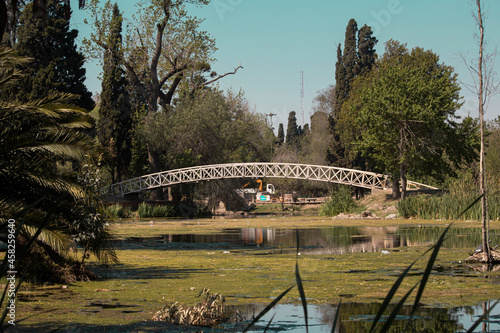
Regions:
[[0, 48, 117, 282]]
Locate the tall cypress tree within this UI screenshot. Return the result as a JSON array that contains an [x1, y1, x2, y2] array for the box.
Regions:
[[277, 123, 285, 145], [329, 19, 377, 169], [11, 0, 94, 110], [334, 43, 345, 120], [98, 3, 131, 183], [342, 18, 358, 99], [330, 19, 358, 168], [354, 24, 378, 77], [286, 111, 299, 146]]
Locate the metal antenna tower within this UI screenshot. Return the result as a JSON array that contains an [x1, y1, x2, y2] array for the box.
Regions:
[[300, 70, 304, 125]]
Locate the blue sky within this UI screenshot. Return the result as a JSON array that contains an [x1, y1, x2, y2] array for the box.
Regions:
[[71, 0, 500, 128]]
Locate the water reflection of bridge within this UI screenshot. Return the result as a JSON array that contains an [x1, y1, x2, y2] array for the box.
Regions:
[[238, 227, 435, 255], [143, 225, 488, 254]]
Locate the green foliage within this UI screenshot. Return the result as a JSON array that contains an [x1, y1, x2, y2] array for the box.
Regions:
[[320, 186, 357, 217], [128, 103, 149, 177], [334, 43, 347, 118], [354, 24, 378, 77], [106, 204, 129, 218], [334, 19, 377, 117], [137, 203, 177, 218], [0, 55, 92, 215], [486, 116, 500, 178], [342, 40, 477, 197], [306, 111, 330, 165], [85, 0, 218, 188], [285, 111, 300, 146], [342, 18, 358, 95], [84, 0, 216, 112], [142, 89, 271, 169], [5, 0, 94, 110]]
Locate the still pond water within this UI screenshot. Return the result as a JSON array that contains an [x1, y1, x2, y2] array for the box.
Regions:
[[123, 224, 500, 254], [123, 224, 500, 332]]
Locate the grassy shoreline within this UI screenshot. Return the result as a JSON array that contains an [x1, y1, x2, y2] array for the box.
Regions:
[[11, 215, 500, 331]]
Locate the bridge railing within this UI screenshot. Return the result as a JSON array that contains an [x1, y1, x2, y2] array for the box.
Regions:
[[101, 162, 437, 197]]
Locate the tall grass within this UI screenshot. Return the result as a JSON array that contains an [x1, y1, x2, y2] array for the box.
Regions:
[[320, 186, 358, 217], [137, 202, 177, 218], [397, 174, 500, 220]]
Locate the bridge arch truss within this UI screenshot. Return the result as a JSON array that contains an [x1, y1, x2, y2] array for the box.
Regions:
[[101, 162, 437, 197]]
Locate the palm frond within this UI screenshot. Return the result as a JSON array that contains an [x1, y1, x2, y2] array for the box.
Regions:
[[29, 144, 88, 160], [22, 225, 72, 256]]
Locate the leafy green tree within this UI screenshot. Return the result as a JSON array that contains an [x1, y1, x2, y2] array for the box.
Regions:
[[5, 0, 94, 110], [86, 0, 242, 199], [98, 3, 131, 183], [142, 89, 271, 168], [344, 40, 477, 199], [277, 123, 285, 145], [140, 88, 271, 202], [307, 111, 330, 166]]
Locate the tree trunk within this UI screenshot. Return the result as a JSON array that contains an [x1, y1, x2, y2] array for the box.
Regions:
[[146, 91, 164, 201], [477, 0, 491, 263], [391, 175, 401, 199], [400, 162, 407, 200]]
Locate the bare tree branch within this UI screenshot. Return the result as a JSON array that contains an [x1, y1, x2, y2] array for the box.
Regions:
[[150, 22, 166, 93], [190, 64, 243, 94], [161, 73, 184, 106]]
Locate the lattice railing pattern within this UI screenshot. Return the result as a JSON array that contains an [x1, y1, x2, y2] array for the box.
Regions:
[[101, 162, 437, 197]]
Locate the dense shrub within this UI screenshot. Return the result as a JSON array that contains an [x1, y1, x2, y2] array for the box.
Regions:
[[106, 204, 131, 218], [320, 186, 357, 217]]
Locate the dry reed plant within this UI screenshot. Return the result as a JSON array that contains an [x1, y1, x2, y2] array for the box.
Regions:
[[152, 288, 231, 327]]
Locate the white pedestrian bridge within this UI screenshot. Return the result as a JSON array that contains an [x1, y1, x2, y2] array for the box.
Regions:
[[101, 162, 438, 197]]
